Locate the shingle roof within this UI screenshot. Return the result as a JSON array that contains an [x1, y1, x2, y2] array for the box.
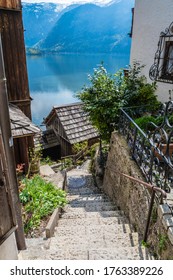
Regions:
[[46, 102, 99, 144], [9, 103, 41, 137], [34, 129, 60, 150]]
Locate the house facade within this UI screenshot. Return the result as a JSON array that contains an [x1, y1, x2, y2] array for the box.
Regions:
[[130, 0, 173, 102]]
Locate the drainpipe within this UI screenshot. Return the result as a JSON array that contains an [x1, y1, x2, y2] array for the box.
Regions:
[[0, 35, 26, 250]]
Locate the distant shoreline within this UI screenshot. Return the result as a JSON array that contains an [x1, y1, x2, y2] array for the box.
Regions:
[[26, 49, 130, 57]]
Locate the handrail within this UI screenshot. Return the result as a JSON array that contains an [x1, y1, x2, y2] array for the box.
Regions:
[[120, 108, 147, 138], [118, 172, 167, 198], [117, 172, 167, 242], [61, 146, 88, 166]]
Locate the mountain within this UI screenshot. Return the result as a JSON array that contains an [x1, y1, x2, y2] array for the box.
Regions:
[[22, 2, 79, 47], [22, 0, 134, 53]]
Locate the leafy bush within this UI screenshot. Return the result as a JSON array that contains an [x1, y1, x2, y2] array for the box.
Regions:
[[40, 156, 55, 166], [61, 157, 73, 169], [19, 175, 67, 234], [134, 115, 162, 132], [122, 62, 160, 109], [86, 143, 100, 158], [135, 114, 173, 132], [72, 141, 88, 154]]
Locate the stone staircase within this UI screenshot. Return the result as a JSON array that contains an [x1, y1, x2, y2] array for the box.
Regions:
[[19, 162, 153, 260]]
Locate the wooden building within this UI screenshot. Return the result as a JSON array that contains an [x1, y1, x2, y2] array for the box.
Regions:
[[40, 129, 60, 160], [0, 0, 36, 258], [0, 0, 35, 167], [44, 102, 99, 157], [0, 0, 31, 117]]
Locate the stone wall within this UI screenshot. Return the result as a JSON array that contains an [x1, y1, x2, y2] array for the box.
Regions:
[[103, 131, 173, 259]]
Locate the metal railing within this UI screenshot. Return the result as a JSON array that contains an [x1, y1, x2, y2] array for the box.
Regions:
[[118, 103, 173, 241], [119, 103, 173, 198]]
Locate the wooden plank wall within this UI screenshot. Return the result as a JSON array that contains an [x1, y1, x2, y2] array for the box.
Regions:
[[47, 117, 72, 156], [13, 137, 29, 172], [0, 6, 34, 169], [0, 8, 31, 119], [0, 135, 15, 240], [0, 0, 21, 10]]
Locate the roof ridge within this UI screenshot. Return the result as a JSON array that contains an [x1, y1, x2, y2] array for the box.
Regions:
[[53, 102, 83, 109]]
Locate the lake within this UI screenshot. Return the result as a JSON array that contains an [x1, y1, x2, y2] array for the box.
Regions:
[[26, 53, 130, 126]]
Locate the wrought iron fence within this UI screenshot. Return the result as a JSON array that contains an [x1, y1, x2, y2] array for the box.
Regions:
[[119, 102, 173, 209]]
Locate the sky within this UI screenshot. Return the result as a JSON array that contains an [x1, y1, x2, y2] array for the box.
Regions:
[[22, 0, 115, 5]]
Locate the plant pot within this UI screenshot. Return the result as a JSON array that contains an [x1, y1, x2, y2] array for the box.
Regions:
[[30, 160, 40, 175]]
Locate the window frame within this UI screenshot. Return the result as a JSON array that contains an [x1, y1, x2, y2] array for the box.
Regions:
[[161, 41, 173, 80], [149, 22, 173, 84]]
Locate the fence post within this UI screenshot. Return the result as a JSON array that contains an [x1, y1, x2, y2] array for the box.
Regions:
[[143, 189, 156, 243]]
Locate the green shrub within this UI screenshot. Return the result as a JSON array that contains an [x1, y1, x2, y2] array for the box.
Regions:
[[20, 175, 67, 234], [122, 62, 160, 109], [72, 141, 88, 154], [40, 156, 55, 166], [86, 143, 100, 158], [135, 114, 173, 133], [158, 234, 168, 254], [134, 115, 161, 132], [61, 157, 73, 169]]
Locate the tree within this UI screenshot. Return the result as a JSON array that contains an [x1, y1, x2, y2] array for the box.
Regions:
[[77, 65, 124, 140], [77, 62, 160, 141]]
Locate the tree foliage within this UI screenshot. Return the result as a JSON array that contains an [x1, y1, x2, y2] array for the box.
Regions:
[[77, 62, 160, 141]]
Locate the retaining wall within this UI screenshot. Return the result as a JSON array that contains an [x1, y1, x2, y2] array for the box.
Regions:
[[103, 131, 173, 259]]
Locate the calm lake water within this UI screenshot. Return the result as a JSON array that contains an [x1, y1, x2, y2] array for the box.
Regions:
[[26, 53, 130, 126]]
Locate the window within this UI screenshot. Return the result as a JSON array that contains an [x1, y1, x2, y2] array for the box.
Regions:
[[149, 22, 173, 83], [161, 41, 173, 79]]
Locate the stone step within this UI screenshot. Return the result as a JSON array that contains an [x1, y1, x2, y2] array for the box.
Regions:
[[60, 210, 128, 220], [19, 246, 153, 260], [19, 236, 153, 260], [58, 216, 128, 227], [41, 246, 148, 260], [87, 247, 151, 260], [67, 188, 101, 195], [55, 223, 133, 235], [18, 238, 51, 260], [51, 226, 139, 248], [65, 202, 118, 212], [67, 193, 109, 202]]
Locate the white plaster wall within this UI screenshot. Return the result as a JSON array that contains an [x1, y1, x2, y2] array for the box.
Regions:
[[130, 0, 173, 102], [0, 233, 18, 260]]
